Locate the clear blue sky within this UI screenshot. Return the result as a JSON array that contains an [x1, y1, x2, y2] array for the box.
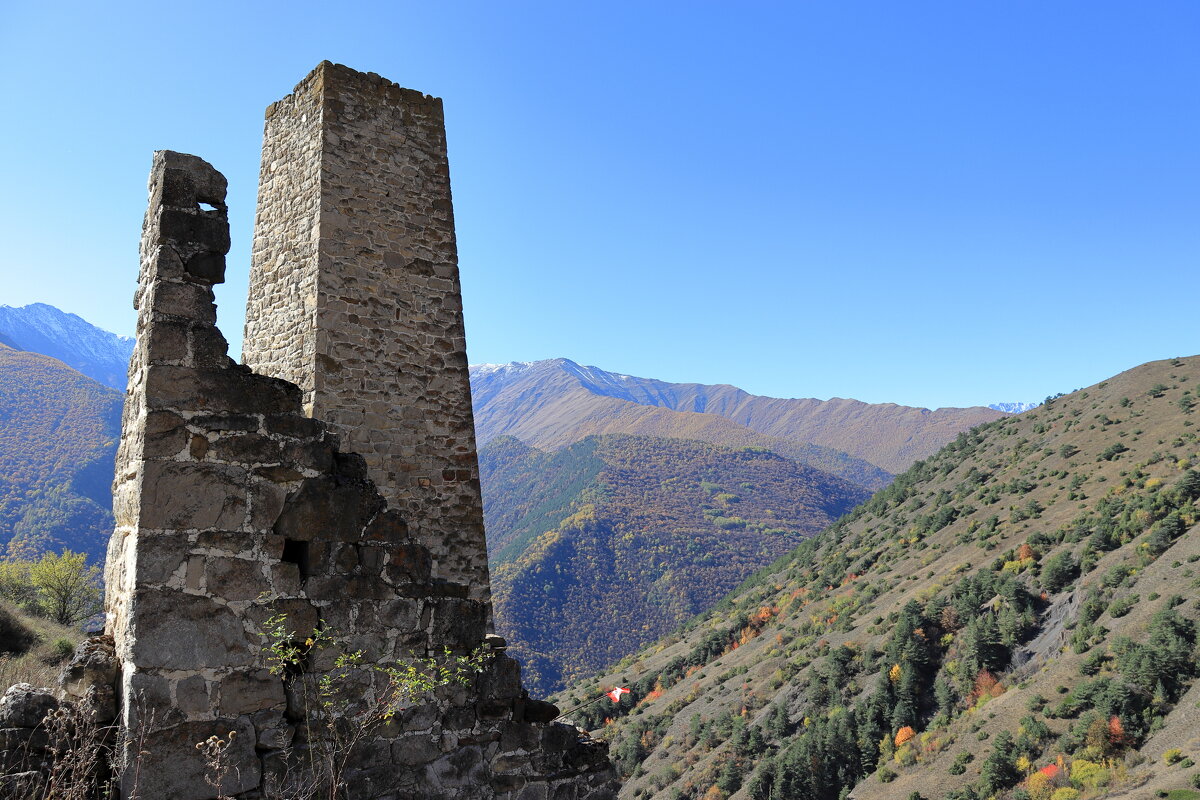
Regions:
[[2, 2, 1197, 408]]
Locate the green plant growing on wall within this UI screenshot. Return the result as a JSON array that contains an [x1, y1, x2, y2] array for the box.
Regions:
[[247, 611, 493, 800]]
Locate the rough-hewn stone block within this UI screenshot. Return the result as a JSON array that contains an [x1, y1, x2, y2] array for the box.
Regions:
[[142, 409, 189, 458], [209, 433, 283, 464], [130, 590, 251, 670], [217, 669, 285, 715], [156, 208, 231, 256], [274, 476, 382, 542], [138, 460, 247, 530], [125, 717, 258, 800], [206, 556, 265, 601], [145, 366, 300, 415], [150, 280, 217, 322], [144, 319, 189, 363], [134, 532, 190, 584]]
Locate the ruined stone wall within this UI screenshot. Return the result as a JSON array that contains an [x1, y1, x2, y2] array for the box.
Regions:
[[243, 63, 489, 606], [105, 150, 238, 662], [101, 142, 615, 799]]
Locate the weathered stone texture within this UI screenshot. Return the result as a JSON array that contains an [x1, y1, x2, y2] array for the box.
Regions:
[[95, 63, 617, 800], [243, 62, 490, 606], [0, 683, 58, 781], [243, 73, 323, 407]]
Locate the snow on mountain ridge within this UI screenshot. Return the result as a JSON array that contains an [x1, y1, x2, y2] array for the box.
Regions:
[[470, 359, 1024, 419], [470, 362, 536, 376], [0, 303, 135, 389], [989, 401, 1040, 414]]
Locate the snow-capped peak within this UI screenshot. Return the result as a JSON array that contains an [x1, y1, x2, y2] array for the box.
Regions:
[[0, 303, 135, 389], [989, 401, 1040, 414]]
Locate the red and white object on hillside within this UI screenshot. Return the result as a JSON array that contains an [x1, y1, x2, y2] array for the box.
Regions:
[[607, 687, 630, 703]]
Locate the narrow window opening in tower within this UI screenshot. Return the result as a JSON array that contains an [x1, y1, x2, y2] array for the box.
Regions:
[[198, 201, 218, 212], [281, 538, 311, 578]]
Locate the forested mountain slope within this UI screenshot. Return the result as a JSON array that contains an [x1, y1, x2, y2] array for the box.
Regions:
[[485, 434, 871, 694], [0, 344, 122, 560], [554, 355, 1200, 800], [470, 359, 1002, 476]]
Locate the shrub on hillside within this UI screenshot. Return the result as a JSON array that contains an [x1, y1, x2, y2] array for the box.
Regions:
[[0, 550, 101, 625], [1041, 552, 1079, 592]]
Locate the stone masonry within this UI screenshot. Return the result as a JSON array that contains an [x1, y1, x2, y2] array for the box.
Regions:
[[243, 63, 489, 607], [96, 65, 618, 800]]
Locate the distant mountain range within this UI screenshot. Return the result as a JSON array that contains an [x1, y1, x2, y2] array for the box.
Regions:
[[0, 304, 133, 390], [471, 360, 1014, 690], [471, 359, 1004, 475], [989, 401, 1040, 414]]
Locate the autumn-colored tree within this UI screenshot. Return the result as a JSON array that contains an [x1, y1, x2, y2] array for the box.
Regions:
[[894, 726, 916, 747], [1025, 771, 1052, 800], [1017, 543, 1036, 561], [749, 605, 779, 626], [0, 559, 37, 611], [969, 669, 1003, 702], [1083, 716, 1116, 757], [1106, 715, 1126, 750], [940, 604, 961, 632]]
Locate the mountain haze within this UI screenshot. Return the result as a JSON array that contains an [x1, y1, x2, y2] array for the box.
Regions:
[[557, 355, 1200, 800], [470, 359, 1003, 476]]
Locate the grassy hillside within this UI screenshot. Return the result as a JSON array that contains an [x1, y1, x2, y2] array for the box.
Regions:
[[554, 355, 1200, 800], [488, 434, 871, 694], [0, 344, 122, 561], [0, 600, 85, 689]]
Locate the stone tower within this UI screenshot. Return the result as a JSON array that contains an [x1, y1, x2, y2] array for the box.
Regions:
[[92, 64, 618, 799], [242, 62, 489, 605]]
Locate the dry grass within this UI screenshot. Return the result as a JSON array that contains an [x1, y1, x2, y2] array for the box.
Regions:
[[0, 600, 83, 689], [0, 652, 59, 690]]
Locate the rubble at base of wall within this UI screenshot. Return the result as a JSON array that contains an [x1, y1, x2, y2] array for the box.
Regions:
[[0, 637, 119, 794], [0, 634, 617, 799]]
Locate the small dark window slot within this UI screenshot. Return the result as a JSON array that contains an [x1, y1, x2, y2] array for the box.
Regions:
[[281, 539, 310, 578]]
